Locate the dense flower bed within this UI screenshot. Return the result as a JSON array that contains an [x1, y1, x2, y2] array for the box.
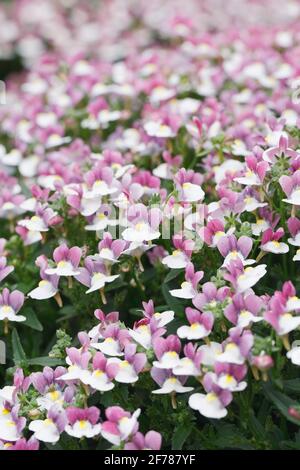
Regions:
[[1, 0, 300, 451]]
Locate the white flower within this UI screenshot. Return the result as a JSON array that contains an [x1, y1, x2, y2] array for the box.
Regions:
[[283, 188, 300, 206], [251, 219, 270, 236], [85, 212, 118, 232], [286, 296, 300, 311], [29, 418, 60, 443], [162, 250, 189, 269], [180, 182, 205, 202], [91, 337, 124, 357], [293, 249, 300, 262], [144, 121, 176, 138], [288, 234, 300, 247], [0, 417, 21, 442], [213, 373, 247, 392], [46, 261, 80, 277], [236, 265, 267, 293], [170, 281, 197, 299], [152, 377, 193, 394], [153, 351, 181, 369], [37, 390, 64, 411], [65, 421, 101, 439], [177, 323, 210, 340], [86, 370, 115, 392], [277, 314, 300, 336], [236, 310, 263, 328], [107, 358, 138, 384], [199, 342, 222, 367], [122, 222, 160, 243], [189, 392, 227, 419], [28, 280, 58, 300], [129, 325, 152, 350], [0, 305, 26, 323], [173, 358, 200, 376], [216, 343, 245, 365], [287, 346, 300, 365], [86, 273, 119, 294], [261, 241, 289, 254], [59, 365, 90, 383]]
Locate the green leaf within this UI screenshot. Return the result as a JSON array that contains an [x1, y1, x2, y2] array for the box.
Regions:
[[263, 382, 300, 425], [172, 424, 192, 450], [164, 268, 183, 283], [283, 379, 300, 393], [27, 356, 65, 367], [11, 328, 27, 364], [23, 308, 43, 331]]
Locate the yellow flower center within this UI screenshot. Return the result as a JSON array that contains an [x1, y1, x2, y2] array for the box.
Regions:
[[206, 392, 217, 402], [49, 390, 60, 401], [79, 420, 87, 429], [94, 370, 104, 377]]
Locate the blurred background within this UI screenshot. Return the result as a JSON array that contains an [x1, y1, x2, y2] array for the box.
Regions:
[[0, 0, 300, 80]]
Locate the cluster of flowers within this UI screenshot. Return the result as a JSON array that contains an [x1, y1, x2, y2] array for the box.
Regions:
[[1, 0, 300, 451]]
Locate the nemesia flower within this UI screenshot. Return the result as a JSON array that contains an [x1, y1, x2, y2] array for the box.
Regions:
[[29, 405, 67, 443], [192, 282, 230, 313], [151, 368, 194, 395], [140, 300, 174, 327], [288, 217, 300, 247], [28, 255, 60, 302], [265, 293, 300, 337], [31, 366, 71, 410], [125, 431, 162, 450], [0, 405, 26, 442], [162, 234, 194, 269], [172, 343, 203, 376], [152, 335, 181, 369], [234, 155, 269, 186], [85, 352, 119, 392], [174, 168, 205, 203], [224, 259, 267, 294], [91, 325, 130, 357], [121, 204, 161, 243], [189, 372, 232, 419], [108, 344, 147, 384], [200, 218, 234, 247], [65, 406, 101, 438], [263, 135, 299, 163], [224, 293, 264, 327], [0, 288, 26, 323], [18, 204, 60, 233], [128, 317, 165, 350], [279, 171, 300, 206], [211, 363, 248, 392], [75, 257, 119, 294], [260, 228, 289, 254], [45, 244, 82, 277], [0, 257, 14, 283], [217, 327, 254, 365], [177, 308, 214, 340], [5, 437, 40, 451], [101, 407, 141, 446], [170, 262, 203, 299], [59, 348, 91, 383], [217, 234, 255, 267]]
